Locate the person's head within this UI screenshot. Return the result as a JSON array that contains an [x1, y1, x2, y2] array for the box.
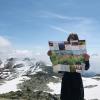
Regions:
[[67, 33, 79, 42]]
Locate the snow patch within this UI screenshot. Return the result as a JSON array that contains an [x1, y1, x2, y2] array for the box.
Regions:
[[0, 76, 30, 94], [47, 82, 61, 94], [47, 77, 100, 99]]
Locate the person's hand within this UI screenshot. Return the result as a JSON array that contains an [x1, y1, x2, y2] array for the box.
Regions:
[[83, 53, 90, 61], [47, 50, 52, 56], [74, 65, 82, 70]]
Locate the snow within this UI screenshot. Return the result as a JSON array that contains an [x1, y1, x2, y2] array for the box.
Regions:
[[52, 76, 59, 79], [0, 76, 30, 94], [0, 74, 100, 99], [47, 82, 61, 94], [47, 77, 100, 100], [83, 77, 100, 100]]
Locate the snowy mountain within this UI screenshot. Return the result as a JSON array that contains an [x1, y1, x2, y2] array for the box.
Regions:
[[0, 57, 100, 100], [0, 57, 46, 80]]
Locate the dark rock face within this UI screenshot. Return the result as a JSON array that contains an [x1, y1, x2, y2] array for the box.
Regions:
[[0, 59, 2, 65], [84, 85, 98, 88], [13, 64, 24, 68], [4, 58, 15, 69]]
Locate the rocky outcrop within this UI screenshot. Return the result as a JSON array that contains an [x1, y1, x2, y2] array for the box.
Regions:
[[0, 90, 60, 100], [26, 91, 60, 100], [19, 71, 61, 93]]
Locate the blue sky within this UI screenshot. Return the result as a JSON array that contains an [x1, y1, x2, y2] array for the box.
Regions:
[[0, 0, 100, 55]]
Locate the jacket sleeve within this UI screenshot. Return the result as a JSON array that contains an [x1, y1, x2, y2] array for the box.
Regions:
[[85, 60, 90, 70]]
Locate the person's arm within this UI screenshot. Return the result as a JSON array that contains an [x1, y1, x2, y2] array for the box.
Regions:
[[85, 61, 90, 70], [83, 54, 90, 70]]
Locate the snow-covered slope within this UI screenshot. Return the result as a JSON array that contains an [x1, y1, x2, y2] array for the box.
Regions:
[[0, 57, 100, 100], [1, 74, 100, 99], [47, 76, 100, 100], [83, 76, 100, 100], [0, 57, 53, 94]]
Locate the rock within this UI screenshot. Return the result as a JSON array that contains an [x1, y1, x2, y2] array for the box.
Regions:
[[0, 90, 60, 100], [29, 91, 60, 100], [13, 64, 24, 68]]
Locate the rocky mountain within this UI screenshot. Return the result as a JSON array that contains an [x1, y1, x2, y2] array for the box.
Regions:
[[0, 57, 61, 100], [0, 57, 51, 80], [0, 57, 100, 100], [0, 57, 96, 80]]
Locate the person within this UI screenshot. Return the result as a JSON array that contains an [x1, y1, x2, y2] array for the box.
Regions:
[[47, 33, 90, 100]]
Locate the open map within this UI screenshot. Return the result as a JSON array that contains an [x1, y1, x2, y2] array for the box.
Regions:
[[48, 40, 86, 73]]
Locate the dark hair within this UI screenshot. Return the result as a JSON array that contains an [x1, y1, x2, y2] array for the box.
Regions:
[[67, 33, 79, 42]]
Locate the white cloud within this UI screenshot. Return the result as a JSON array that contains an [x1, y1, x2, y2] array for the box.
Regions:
[[50, 26, 67, 33], [9, 48, 51, 65], [50, 18, 94, 34], [40, 11, 86, 21], [0, 36, 11, 47], [0, 37, 50, 64], [0, 36, 12, 59], [42, 12, 96, 35], [11, 50, 33, 58]]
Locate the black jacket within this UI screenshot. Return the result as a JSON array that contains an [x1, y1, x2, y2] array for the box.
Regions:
[[60, 61, 90, 100]]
